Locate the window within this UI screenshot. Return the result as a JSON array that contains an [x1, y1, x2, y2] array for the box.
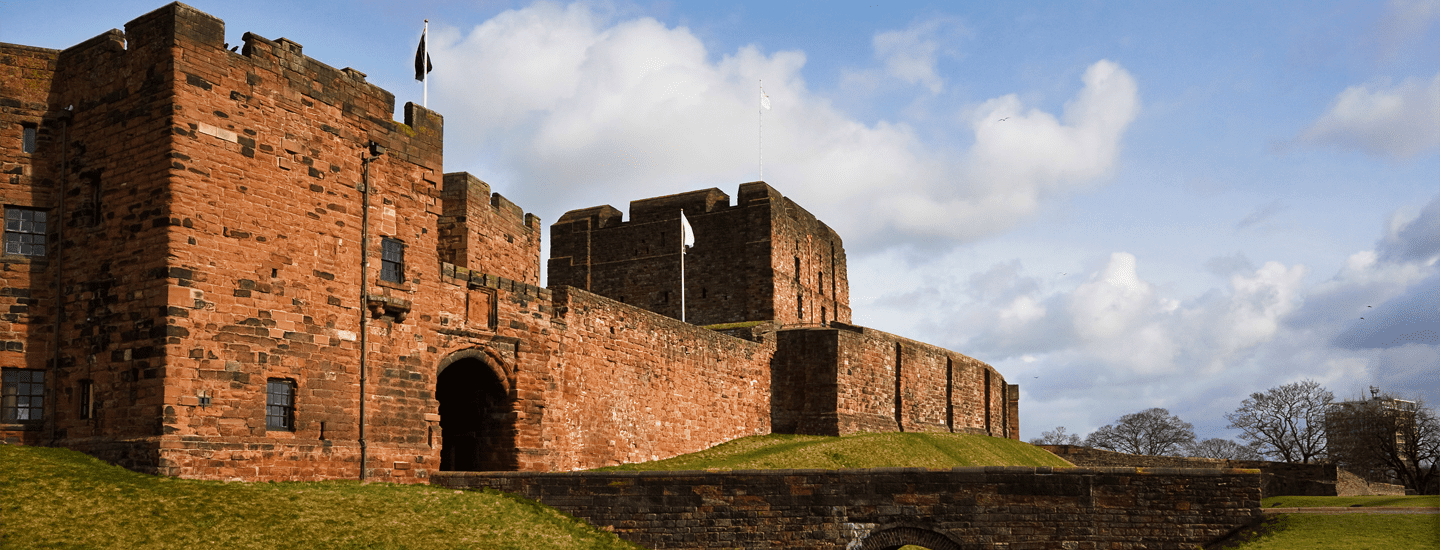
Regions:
[[79, 379, 94, 420], [266, 379, 295, 431], [797, 293, 804, 321], [818, 272, 824, 295], [2, 368, 45, 422], [4, 207, 46, 257], [21, 125, 37, 154], [380, 237, 404, 283]]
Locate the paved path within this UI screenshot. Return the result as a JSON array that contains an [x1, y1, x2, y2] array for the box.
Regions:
[[1264, 507, 1440, 515]]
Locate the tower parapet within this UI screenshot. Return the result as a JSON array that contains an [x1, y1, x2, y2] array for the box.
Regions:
[[549, 182, 850, 326]]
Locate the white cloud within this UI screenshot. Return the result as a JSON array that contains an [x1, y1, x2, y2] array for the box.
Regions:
[[872, 18, 966, 94], [1298, 72, 1440, 159], [428, 3, 1139, 249]]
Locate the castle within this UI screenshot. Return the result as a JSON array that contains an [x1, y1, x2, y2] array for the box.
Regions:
[[0, 3, 1017, 481]]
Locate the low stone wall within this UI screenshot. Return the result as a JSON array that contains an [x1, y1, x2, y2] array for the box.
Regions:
[[1038, 445, 1337, 498], [433, 466, 1261, 549]]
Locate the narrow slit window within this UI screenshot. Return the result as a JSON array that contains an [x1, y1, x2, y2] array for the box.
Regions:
[[21, 125, 37, 154], [4, 207, 47, 257], [79, 379, 94, 420], [380, 237, 404, 283], [266, 378, 295, 431]]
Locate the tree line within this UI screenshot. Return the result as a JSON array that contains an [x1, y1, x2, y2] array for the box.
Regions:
[[1029, 380, 1440, 495]]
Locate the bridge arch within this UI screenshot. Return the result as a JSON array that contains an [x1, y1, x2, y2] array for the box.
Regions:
[[436, 346, 517, 471], [855, 526, 963, 550]]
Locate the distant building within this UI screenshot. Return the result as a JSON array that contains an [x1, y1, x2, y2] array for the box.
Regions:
[[1325, 388, 1418, 485]]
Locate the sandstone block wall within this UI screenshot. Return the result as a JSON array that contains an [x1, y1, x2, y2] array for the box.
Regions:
[[1038, 445, 1343, 498], [434, 467, 1262, 550], [438, 172, 540, 286], [544, 286, 774, 470], [771, 323, 1015, 439]]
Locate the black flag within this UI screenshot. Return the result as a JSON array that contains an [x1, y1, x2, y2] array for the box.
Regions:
[[414, 32, 432, 81]]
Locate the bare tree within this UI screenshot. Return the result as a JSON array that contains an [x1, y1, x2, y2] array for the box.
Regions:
[[1084, 408, 1196, 456], [1030, 426, 1084, 446], [1185, 438, 1264, 461], [1327, 394, 1440, 495], [1225, 380, 1333, 464]]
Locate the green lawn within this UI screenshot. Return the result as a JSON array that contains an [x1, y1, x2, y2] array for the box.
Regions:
[[0, 445, 641, 550], [1263, 494, 1440, 508], [1208, 514, 1440, 550], [591, 431, 1074, 471]]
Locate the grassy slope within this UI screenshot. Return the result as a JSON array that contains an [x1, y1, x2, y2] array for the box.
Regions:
[[0, 445, 641, 550], [1206, 496, 1440, 550], [592, 432, 1074, 471]]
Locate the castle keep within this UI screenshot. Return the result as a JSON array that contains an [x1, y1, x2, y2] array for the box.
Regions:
[[0, 3, 1017, 481]]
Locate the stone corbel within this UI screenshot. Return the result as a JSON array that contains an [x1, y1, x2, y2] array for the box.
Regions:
[[366, 294, 412, 322]]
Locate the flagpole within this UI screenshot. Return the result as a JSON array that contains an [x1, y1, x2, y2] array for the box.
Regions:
[[758, 80, 763, 180], [680, 213, 686, 323], [423, 20, 429, 108]]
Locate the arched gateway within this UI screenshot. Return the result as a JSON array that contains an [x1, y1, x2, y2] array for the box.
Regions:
[[854, 526, 964, 550], [435, 348, 517, 471]]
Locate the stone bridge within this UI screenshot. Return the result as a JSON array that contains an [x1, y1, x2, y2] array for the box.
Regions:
[[431, 466, 1261, 549]]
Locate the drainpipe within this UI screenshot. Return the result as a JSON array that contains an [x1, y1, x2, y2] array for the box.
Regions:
[[358, 141, 384, 480], [49, 107, 72, 445]]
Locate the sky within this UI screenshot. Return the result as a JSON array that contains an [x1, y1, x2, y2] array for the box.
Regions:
[[4, 0, 1438, 447]]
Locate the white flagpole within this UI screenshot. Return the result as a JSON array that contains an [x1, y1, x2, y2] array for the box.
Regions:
[[423, 20, 429, 108], [758, 80, 763, 180], [680, 214, 686, 323]]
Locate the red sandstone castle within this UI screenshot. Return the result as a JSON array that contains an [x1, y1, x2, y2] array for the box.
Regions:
[[0, 3, 1017, 481]]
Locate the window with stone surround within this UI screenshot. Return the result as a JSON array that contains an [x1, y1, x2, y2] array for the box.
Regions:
[[21, 124, 37, 154], [2, 368, 45, 422], [4, 207, 47, 257], [266, 378, 295, 431], [380, 237, 405, 283], [78, 379, 94, 420]]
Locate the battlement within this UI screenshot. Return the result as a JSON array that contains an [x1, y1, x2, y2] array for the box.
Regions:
[[438, 173, 542, 285], [442, 173, 540, 230], [549, 182, 851, 327]]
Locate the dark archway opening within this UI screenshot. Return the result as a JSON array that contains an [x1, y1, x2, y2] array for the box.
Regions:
[[436, 358, 514, 471], [857, 527, 962, 550]]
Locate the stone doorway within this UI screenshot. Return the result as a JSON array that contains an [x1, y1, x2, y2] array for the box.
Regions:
[[436, 356, 515, 471]]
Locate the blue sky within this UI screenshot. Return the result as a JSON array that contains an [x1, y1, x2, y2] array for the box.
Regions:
[[5, 0, 1437, 446]]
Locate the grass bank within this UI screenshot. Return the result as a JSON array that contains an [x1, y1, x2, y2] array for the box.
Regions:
[[1207, 496, 1439, 550], [0, 445, 641, 550], [592, 432, 1074, 471]]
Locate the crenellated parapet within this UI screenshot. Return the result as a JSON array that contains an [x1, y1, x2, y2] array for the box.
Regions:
[[549, 181, 850, 326]]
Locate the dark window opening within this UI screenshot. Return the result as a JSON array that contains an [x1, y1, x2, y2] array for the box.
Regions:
[[818, 272, 824, 295], [661, 290, 670, 305], [821, 306, 826, 324], [266, 378, 295, 431], [1, 368, 45, 422], [945, 359, 953, 433], [4, 207, 47, 257], [21, 125, 37, 154], [984, 370, 993, 435], [701, 288, 707, 299], [793, 256, 800, 280], [797, 293, 803, 321], [380, 237, 404, 283], [79, 379, 94, 420]]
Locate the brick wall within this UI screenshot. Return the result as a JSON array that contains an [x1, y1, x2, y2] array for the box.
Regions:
[[548, 182, 850, 327], [434, 467, 1262, 549]]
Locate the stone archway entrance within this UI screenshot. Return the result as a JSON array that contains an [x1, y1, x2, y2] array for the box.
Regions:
[[856, 527, 963, 550], [436, 355, 515, 471]]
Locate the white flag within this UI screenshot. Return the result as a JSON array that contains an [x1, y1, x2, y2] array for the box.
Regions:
[[680, 210, 695, 251], [760, 90, 771, 110]]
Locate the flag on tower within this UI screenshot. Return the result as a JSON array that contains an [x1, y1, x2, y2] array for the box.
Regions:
[[680, 210, 695, 253], [760, 89, 771, 110], [414, 30, 433, 81]]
